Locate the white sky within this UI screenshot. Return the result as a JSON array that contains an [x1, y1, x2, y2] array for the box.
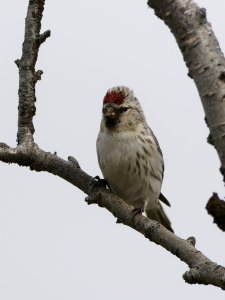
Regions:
[[0, 1, 225, 299]]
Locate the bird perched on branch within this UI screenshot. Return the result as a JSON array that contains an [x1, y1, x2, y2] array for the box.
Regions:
[[96, 86, 173, 232]]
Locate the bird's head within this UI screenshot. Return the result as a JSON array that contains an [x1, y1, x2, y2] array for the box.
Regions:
[[101, 86, 144, 131]]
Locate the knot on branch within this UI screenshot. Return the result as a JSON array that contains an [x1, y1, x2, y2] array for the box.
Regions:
[[183, 263, 209, 285], [183, 262, 225, 289], [36, 30, 51, 45], [196, 7, 206, 24], [68, 156, 80, 169], [206, 192, 225, 231], [85, 192, 102, 206], [187, 236, 196, 246], [34, 70, 43, 82]]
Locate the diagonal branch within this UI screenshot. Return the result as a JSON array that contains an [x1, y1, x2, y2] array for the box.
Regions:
[[0, 0, 225, 291], [1, 142, 225, 290], [147, 0, 225, 232]]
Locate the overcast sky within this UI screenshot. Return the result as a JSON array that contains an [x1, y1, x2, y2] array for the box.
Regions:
[[0, 1, 225, 299]]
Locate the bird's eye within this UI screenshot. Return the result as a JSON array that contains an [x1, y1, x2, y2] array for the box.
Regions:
[[120, 107, 130, 113]]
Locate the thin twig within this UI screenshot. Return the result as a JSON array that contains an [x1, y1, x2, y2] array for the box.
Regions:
[[0, 0, 225, 291]]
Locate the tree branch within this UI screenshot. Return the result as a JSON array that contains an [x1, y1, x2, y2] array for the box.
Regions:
[[1, 142, 225, 290], [1, 0, 225, 291], [15, 0, 50, 145], [0, 144, 225, 289], [147, 0, 225, 232], [206, 193, 225, 231]]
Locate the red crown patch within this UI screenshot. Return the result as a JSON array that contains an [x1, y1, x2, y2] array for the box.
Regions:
[[103, 91, 125, 105]]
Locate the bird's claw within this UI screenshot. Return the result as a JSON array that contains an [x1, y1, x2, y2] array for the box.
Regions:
[[92, 176, 110, 189], [131, 207, 144, 220]]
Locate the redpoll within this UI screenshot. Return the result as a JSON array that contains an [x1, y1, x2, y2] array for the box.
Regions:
[[96, 86, 173, 232]]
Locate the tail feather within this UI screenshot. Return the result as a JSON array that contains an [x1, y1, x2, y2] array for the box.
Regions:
[[146, 204, 173, 233], [159, 193, 171, 207]]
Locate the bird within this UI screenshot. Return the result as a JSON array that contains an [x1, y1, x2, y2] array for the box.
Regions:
[[96, 86, 173, 232]]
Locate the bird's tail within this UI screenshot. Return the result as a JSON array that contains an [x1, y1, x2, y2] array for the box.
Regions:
[[146, 203, 173, 233]]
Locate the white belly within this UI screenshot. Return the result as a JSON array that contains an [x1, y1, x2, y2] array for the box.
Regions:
[[97, 130, 163, 209]]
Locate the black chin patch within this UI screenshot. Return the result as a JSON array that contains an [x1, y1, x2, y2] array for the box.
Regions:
[[105, 117, 119, 129]]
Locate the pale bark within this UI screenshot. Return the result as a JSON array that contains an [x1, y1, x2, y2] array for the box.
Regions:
[[1, 143, 225, 290], [147, 0, 225, 232], [147, 0, 225, 179], [0, 0, 225, 291]]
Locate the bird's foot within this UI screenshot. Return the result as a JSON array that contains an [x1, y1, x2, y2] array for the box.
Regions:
[[131, 207, 144, 220], [92, 176, 110, 189]]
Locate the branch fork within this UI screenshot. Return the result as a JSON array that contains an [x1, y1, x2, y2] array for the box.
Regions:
[[0, 0, 225, 291]]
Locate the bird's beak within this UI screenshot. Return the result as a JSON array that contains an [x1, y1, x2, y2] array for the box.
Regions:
[[103, 106, 118, 120]]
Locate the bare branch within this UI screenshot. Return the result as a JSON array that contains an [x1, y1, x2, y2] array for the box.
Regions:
[[1, 0, 225, 291], [147, 0, 225, 182], [16, 0, 50, 145], [0, 143, 225, 290]]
